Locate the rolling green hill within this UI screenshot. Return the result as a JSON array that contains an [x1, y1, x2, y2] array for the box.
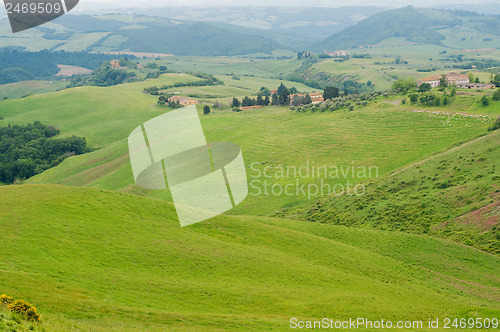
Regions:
[[110, 23, 283, 56], [279, 129, 500, 254], [313, 7, 500, 51], [0, 184, 498, 330], [0, 73, 495, 216]]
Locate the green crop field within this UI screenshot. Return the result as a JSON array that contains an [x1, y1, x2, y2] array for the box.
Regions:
[[0, 81, 68, 100]]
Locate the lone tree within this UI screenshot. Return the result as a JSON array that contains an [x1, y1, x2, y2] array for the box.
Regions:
[[409, 93, 419, 104], [232, 97, 240, 108], [277, 82, 290, 105], [481, 96, 490, 106], [439, 74, 448, 88], [271, 92, 279, 106], [203, 105, 211, 114], [256, 94, 265, 106], [305, 93, 312, 105], [323, 86, 340, 100]]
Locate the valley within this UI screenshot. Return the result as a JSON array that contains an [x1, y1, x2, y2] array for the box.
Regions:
[[0, 4, 499, 331]]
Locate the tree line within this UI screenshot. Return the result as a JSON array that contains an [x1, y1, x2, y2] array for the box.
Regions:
[[0, 49, 120, 84], [0, 122, 89, 184]]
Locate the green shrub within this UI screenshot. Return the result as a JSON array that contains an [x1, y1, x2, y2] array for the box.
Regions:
[[0, 294, 13, 304], [488, 117, 500, 131], [5, 298, 41, 322], [492, 89, 500, 101]]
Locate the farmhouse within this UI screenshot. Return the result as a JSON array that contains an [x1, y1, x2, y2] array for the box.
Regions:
[[289, 92, 324, 105], [110, 60, 121, 68], [309, 93, 324, 104], [324, 50, 350, 57], [167, 96, 198, 106], [457, 83, 495, 90], [417, 73, 469, 88]]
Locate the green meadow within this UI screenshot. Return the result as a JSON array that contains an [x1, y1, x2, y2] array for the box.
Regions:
[[0, 81, 67, 100], [0, 184, 498, 331], [0, 73, 495, 215]]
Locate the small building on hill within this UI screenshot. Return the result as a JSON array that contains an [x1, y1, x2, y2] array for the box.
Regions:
[[309, 92, 324, 104], [289, 92, 324, 105], [417, 73, 469, 88], [167, 96, 198, 106], [110, 60, 121, 68], [324, 50, 350, 58], [457, 83, 495, 90]]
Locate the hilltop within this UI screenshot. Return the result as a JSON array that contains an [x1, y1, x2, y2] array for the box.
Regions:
[[313, 6, 500, 51]]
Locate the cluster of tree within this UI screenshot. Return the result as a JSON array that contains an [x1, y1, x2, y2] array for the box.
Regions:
[[481, 89, 500, 107], [323, 86, 340, 100], [0, 49, 119, 84], [68, 63, 137, 87], [271, 83, 293, 106], [290, 94, 312, 106], [232, 95, 270, 108], [297, 51, 313, 59], [409, 93, 448, 107], [489, 116, 500, 131], [452, 59, 500, 70], [490, 73, 500, 87], [0, 122, 89, 184], [391, 78, 418, 93], [118, 58, 138, 69], [146, 73, 223, 96], [292, 91, 384, 113]]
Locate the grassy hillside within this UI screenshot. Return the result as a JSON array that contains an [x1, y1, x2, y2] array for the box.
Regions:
[[313, 7, 500, 51], [0, 74, 494, 216], [0, 184, 498, 331], [106, 23, 284, 56], [0, 81, 67, 100], [279, 129, 500, 253]]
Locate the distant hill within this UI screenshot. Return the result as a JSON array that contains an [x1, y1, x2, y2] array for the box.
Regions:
[[313, 6, 500, 51], [74, 6, 389, 41], [0, 14, 287, 56], [106, 23, 284, 56]]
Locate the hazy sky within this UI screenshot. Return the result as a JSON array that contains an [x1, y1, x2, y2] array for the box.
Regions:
[[76, 0, 492, 9]]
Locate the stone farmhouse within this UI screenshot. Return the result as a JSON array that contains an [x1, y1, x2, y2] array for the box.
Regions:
[[417, 73, 469, 88], [290, 92, 324, 105], [167, 96, 198, 106]]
